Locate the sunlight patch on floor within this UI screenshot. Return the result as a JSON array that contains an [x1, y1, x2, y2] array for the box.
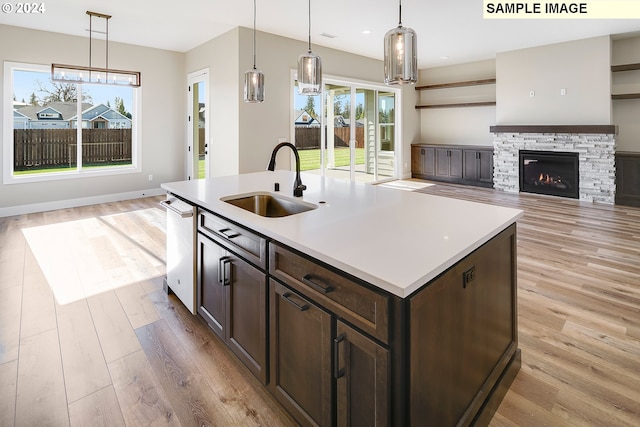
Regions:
[[378, 180, 435, 191], [22, 208, 166, 305]]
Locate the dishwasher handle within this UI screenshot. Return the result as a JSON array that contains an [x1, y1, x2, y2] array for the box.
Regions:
[[160, 199, 194, 218]]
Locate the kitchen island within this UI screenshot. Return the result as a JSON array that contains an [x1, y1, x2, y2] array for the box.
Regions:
[[162, 171, 523, 426]]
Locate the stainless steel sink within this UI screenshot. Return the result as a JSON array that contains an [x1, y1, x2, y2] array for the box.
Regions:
[[221, 192, 317, 217]]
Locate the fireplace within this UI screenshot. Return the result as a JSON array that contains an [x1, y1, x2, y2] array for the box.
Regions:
[[519, 150, 579, 199]]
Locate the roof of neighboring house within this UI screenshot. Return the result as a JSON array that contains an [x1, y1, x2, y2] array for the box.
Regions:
[[16, 102, 92, 120], [294, 109, 321, 124], [70, 104, 131, 123]]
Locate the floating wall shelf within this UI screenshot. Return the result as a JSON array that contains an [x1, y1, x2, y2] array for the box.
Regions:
[[415, 78, 496, 109]]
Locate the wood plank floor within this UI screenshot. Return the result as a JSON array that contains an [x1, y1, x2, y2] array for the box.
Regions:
[[0, 184, 639, 426]]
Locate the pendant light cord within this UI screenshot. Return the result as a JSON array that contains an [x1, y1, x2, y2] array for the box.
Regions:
[[252, 0, 257, 69], [307, 0, 312, 53], [398, 0, 402, 26]]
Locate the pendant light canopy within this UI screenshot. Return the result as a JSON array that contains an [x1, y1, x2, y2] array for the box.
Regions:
[[298, 0, 322, 96], [244, 0, 265, 103], [384, 0, 417, 85]]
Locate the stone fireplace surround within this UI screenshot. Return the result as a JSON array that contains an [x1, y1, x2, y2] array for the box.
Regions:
[[490, 125, 616, 204]]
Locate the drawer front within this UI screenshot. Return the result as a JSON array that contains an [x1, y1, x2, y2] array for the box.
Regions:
[[198, 209, 266, 269], [269, 243, 389, 344]]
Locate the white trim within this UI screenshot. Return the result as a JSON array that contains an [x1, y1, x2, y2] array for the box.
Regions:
[[0, 187, 166, 217]]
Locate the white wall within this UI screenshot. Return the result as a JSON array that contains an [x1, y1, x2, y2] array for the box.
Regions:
[[612, 36, 640, 152], [496, 36, 612, 125], [418, 59, 496, 146], [0, 24, 184, 211]]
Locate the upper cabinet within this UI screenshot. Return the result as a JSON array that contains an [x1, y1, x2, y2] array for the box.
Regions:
[[415, 78, 496, 109]]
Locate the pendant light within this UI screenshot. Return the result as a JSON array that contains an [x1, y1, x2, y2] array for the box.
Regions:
[[52, 11, 141, 87], [297, 0, 322, 96], [384, 0, 417, 85], [244, 0, 265, 102]]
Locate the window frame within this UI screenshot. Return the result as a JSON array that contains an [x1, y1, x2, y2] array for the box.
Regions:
[[3, 61, 142, 185]]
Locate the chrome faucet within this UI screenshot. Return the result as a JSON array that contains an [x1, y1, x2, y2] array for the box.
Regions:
[[267, 142, 307, 197]]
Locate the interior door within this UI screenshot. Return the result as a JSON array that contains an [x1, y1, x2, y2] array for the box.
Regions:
[[187, 69, 209, 179]]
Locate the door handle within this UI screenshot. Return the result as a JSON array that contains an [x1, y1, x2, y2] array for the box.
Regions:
[[218, 256, 231, 285], [334, 334, 345, 379]]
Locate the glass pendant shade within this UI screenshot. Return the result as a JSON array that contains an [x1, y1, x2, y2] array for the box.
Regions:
[[244, 67, 265, 103], [298, 51, 322, 95], [384, 24, 417, 85]]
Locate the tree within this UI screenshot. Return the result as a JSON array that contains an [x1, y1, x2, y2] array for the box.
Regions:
[[29, 92, 39, 106], [36, 80, 92, 105], [304, 96, 317, 119], [114, 96, 132, 119]]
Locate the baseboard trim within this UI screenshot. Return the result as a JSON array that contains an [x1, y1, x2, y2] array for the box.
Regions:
[[0, 187, 166, 217]]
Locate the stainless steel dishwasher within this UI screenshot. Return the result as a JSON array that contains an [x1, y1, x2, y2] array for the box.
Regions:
[[161, 194, 196, 314]]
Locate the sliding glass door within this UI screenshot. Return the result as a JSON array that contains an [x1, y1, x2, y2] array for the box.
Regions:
[[294, 76, 400, 183]]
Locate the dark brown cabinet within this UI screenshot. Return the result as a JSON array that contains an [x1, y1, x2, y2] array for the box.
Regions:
[[436, 147, 463, 179], [463, 148, 494, 187], [269, 280, 332, 427], [269, 243, 391, 427], [411, 145, 435, 177], [336, 321, 389, 427], [412, 144, 494, 188], [191, 207, 518, 426], [409, 224, 517, 426], [197, 211, 267, 384]]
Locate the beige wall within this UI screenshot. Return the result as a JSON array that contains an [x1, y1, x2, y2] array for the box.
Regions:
[[612, 36, 640, 152], [418, 59, 496, 146], [185, 27, 420, 178], [0, 24, 184, 210], [496, 36, 612, 125]]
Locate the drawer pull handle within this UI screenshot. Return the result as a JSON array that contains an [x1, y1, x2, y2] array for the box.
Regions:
[[219, 228, 241, 239], [302, 275, 334, 294], [334, 334, 345, 379], [282, 292, 309, 312]]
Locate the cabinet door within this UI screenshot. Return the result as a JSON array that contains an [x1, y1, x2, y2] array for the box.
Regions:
[[336, 321, 389, 427], [422, 146, 435, 176], [463, 150, 480, 180], [436, 148, 462, 178], [435, 148, 451, 177], [270, 280, 332, 427], [226, 252, 267, 384], [411, 146, 423, 175], [449, 148, 463, 178], [197, 233, 227, 340], [477, 149, 493, 183]]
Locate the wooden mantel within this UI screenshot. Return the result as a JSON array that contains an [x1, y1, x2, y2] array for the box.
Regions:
[[489, 125, 617, 134]]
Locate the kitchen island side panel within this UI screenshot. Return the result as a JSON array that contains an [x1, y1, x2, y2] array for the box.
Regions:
[[408, 223, 518, 426]]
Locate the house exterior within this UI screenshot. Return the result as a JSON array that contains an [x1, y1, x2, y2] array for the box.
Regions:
[[12, 102, 131, 129], [294, 109, 320, 127]]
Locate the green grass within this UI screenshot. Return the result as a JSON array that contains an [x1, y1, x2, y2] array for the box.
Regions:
[[299, 148, 364, 171], [196, 148, 364, 175], [14, 163, 132, 176]]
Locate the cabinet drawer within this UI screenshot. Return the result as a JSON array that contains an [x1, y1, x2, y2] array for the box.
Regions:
[[198, 209, 266, 269], [269, 243, 389, 344]]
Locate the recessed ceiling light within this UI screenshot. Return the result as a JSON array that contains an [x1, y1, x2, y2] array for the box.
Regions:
[[362, 30, 371, 35], [441, 56, 450, 60], [320, 32, 337, 39]]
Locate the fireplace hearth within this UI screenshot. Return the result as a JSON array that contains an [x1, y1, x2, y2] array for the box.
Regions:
[[519, 150, 579, 199]]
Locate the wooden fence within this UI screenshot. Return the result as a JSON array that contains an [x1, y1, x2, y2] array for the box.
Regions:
[[295, 126, 364, 150], [13, 129, 132, 170]]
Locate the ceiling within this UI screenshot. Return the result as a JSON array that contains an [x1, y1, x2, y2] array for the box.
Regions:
[[2, 0, 640, 68]]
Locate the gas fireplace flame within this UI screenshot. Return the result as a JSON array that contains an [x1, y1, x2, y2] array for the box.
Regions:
[[535, 173, 567, 189]]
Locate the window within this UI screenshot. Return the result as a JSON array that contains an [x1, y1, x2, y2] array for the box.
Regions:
[[3, 61, 140, 184]]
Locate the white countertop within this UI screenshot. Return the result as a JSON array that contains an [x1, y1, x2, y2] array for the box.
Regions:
[[162, 171, 523, 298]]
